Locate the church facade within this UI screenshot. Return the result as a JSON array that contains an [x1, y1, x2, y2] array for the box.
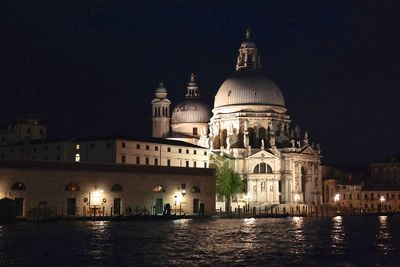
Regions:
[[152, 30, 323, 209]]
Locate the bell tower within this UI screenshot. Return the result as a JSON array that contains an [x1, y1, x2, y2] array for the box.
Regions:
[[151, 82, 171, 138]]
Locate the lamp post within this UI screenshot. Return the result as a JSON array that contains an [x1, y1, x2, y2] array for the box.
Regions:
[[334, 193, 340, 214], [180, 190, 186, 216], [379, 195, 385, 213], [245, 193, 251, 214], [174, 195, 177, 215], [294, 194, 301, 215]]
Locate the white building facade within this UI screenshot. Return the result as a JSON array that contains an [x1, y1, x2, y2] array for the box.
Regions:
[[152, 29, 323, 209]]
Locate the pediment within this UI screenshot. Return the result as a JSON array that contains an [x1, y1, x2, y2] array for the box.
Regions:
[[300, 146, 319, 156], [246, 149, 279, 159]]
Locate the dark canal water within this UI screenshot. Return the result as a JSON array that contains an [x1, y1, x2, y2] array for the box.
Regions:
[[1, 215, 400, 266]]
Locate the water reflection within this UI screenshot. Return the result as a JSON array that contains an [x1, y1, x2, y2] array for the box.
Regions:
[[377, 216, 392, 254], [289, 216, 305, 255], [330, 216, 344, 253], [86, 221, 112, 261]]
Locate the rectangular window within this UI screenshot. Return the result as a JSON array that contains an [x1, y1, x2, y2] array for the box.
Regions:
[[146, 145, 149, 150], [186, 149, 189, 154], [204, 162, 207, 168], [193, 161, 197, 168], [136, 157, 140, 164], [193, 127, 198, 135], [122, 142, 126, 148], [121, 155, 126, 164], [204, 151, 207, 156], [57, 145, 60, 150], [57, 155, 60, 161], [179, 149, 182, 153], [146, 157, 149, 165], [154, 158, 158, 165], [181, 184, 186, 190], [194, 150, 197, 155], [76, 144, 80, 150], [186, 161, 189, 167], [167, 159, 171, 166], [167, 147, 171, 152], [155, 146, 159, 151], [136, 144, 140, 149], [27, 128, 31, 134]]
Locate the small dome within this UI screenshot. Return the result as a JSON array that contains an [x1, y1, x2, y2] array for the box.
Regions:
[[171, 100, 211, 124], [155, 82, 167, 99], [214, 70, 285, 108]]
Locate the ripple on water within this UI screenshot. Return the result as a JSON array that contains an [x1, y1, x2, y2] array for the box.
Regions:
[[1, 216, 400, 265]]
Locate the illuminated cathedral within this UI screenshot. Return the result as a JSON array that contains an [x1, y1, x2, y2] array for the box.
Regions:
[[151, 29, 323, 209]]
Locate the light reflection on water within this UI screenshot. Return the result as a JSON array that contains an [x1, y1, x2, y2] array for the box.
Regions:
[[330, 216, 345, 253], [377, 216, 393, 254], [1, 216, 400, 266]]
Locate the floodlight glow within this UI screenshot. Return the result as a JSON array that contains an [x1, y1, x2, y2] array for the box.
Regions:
[[91, 189, 103, 206]]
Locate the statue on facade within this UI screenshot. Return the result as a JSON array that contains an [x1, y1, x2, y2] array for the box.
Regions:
[[261, 139, 264, 150], [290, 139, 295, 148]]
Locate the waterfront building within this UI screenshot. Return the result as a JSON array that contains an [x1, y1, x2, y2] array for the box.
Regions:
[[1, 30, 323, 211], [0, 119, 46, 146], [0, 134, 209, 169], [371, 156, 400, 184], [152, 29, 323, 209], [0, 160, 216, 217], [335, 182, 400, 213]]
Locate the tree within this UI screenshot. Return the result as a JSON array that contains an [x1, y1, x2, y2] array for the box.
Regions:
[[209, 154, 244, 213]]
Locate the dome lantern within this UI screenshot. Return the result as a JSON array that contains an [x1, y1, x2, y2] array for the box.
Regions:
[[236, 28, 261, 71], [185, 73, 200, 99]]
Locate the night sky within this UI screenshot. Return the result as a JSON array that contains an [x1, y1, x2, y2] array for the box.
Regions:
[[1, 1, 400, 166]]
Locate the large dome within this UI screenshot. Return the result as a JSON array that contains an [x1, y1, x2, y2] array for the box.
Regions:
[[171, 100, 211, 124], [214, 70, 285, 108]]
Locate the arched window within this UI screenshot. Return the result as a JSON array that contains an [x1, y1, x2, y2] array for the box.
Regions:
[[111, 184, 123, 192], [75, 154, 80, 162], [65, 183, 80, 192], [11, 182, 27, 191], [253, 163, 272, 173], [153, 185, 165, 192], [191, 186, 201, 193]]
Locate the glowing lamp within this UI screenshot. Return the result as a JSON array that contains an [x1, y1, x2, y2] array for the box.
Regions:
[[90, 189, 104, 206], [294, 194, 301, 202], [380, 196, 385, 203], [334, 194, 340, 202]]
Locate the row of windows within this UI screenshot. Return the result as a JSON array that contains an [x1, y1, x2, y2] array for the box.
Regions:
[[1, 153, 62, 161], [11, 182, 202, 194], [123, 143, 206, 155], [342, 192, 400, 201]]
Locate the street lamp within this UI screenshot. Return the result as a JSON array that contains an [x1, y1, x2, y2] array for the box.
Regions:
[[334, 193, 340, 203], [294, 194, 300, 215], [334, 193, 340, 215], [379, 195, 385, 213], [245, 193, 251, 214]]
